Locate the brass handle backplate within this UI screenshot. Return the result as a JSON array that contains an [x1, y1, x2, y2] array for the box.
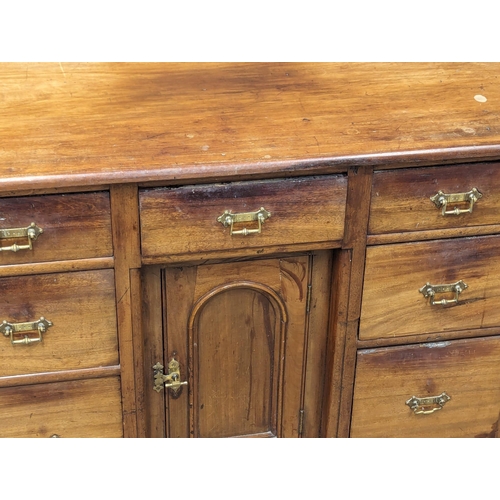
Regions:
[[0, 317, 52, 345], [0, 222, 43, 252], [153, 359, 188, 396], [217, 207, 271, 236], [430, 188, 482, 216], [419, 280, 468, 306], [406, 392, 451, 415]]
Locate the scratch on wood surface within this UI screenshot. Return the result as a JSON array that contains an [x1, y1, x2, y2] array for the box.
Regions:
[[117, 287, 129, 305], [421, 341, 451, 348], [59, 62, 65, 77], [313, 135, 320, 153]]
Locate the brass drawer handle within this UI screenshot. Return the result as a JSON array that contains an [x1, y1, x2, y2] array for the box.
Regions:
[[0, 222, 43, 252], [0, 317, 52, 345], [430, 188, 482, 216], [153, 359, 188, 395], [406, 392, 451, 415], [419, 280, 468, 306], [217, 207, 271, 236]]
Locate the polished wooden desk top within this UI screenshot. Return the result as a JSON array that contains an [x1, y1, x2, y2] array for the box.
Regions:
[[2, 63, 500, 192]]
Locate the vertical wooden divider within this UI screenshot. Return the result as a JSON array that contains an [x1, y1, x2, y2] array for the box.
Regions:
[[110, 184, 142, 438], [323, 166, 373, 437], [321, 248, 352, 437], [141, 266, 165, 438], [130, 267, 146, 437], [303, 250, 334, 437], [338, 166, 373, 437]]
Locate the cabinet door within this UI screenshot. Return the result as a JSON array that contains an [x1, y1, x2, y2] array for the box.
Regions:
[[146, 253, 331, 438]]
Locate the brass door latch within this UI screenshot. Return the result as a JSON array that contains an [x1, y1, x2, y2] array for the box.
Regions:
[[153, 358, 188, 395]]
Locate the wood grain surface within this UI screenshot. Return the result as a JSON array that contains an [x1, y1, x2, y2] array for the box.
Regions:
[[0, 192, 112, 265], [370, 162, 500, 234], [0, 269, 118, 377], [165, 258, 302, 438], [4, 63, 500, 439], [141, 266, 165, 438], [360, 235, 500, 341], [2, 63, 500, 192], [140, 175, 347, 260], [336, 166, 374, 437], [0, 377, 123, 438], [160, 254, 330, 437], [110, 184, 142, 437], [351, 337, 500, 438]]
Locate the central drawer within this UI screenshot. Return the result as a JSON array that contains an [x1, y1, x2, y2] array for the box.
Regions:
[[139, 175, 347, 260], [360, 235, 500, 341]]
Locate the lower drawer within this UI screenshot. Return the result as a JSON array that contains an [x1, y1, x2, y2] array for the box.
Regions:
[[360, 235, 500, 341], [0, 269, 118, 377], [0, 377, 123, 438], [350, 336, 500, 437]]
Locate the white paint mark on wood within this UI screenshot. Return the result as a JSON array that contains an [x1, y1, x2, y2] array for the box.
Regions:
[[461, 127, 476, 134]]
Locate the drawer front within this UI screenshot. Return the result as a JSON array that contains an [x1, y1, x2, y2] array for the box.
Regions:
[[360, 235, 500, 341], [139, 175, 347, 259], [351, 337, 500, 438], [0, 377, 123, 437], [369, 163, 500, 235], [0, 269, 118, 377], [0, 192, 113, 265]]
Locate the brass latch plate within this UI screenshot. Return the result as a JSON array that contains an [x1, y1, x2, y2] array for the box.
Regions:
[[153, 358, 188, 396]]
